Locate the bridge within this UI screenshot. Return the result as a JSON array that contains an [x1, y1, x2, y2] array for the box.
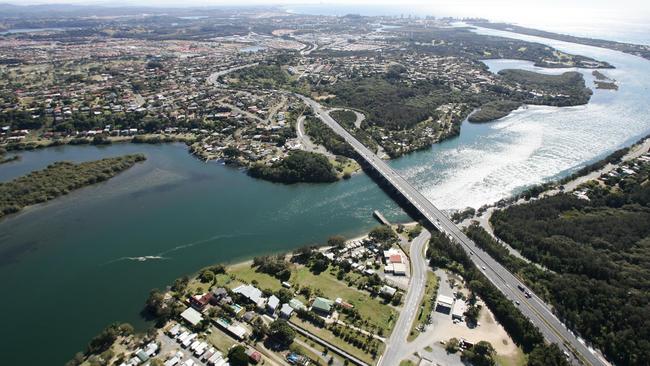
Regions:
[[300, 96, 607, 366]]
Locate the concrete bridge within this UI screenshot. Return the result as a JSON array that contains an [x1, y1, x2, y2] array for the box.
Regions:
[[300, 95, 607, 366]]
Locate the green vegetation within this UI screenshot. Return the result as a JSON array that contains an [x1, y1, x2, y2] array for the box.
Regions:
[[248, 150, 338, 184], [472, 21, 648, 63], [252, 255, 292, 281], [0, 154, 145, 218], [594, 81, 618, 90], [407, 271, 438, 341], [229, 261, 397, 335], [427, 232, 548, 355], [369, 225, 398, 246], [399, 360, 416, 366], [461, 341, 497, 366], [290, 318, 381, 364], [227, 345, 250, 366], [304, 116, 357, 158], [498, 69, 592, 106], [267, 319, 296, 349], [490, 160, 650, 365], [468, 100, 522, 123], [229, 63, 289, 89], [402, 26, 611, 69], [329, 110, 358, 128], [324, 76, 445, 131], [0, 154, 20, 164], [526, 343, 570, 366]]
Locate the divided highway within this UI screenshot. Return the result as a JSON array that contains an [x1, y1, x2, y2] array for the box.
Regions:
[[300, 96, 608, 366]]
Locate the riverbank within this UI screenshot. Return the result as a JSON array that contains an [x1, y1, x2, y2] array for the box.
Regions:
[[459, 134, 650, 255], [0, 154, 146, 219], [2, 132, 196, 153]]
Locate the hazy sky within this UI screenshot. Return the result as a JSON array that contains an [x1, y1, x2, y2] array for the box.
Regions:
[[4, 0, 650, 43]]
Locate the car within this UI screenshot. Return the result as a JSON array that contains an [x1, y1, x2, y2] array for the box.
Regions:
[[481, 266, 486, 270], [515, 300, 521, 306]]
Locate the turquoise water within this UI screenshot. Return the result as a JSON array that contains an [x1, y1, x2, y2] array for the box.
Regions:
[[1, 25, 650, 366]]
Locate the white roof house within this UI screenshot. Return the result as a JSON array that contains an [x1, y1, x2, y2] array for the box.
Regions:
[[233, 284, 266, 307], [436, 294, 455, 312], [267, 295, 280, 312], [180, 307, 204, 326], [280, 303, 294, 318], [452, 300, 467, 320], [392, 263, 407, 275], [380, 285, 397, 298]]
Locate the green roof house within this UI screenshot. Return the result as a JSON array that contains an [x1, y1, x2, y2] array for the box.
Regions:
[[311, 297, 334, 315]]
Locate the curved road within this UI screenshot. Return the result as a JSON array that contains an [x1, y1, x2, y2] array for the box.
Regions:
[[380, 229, 431, 366], [300, 95, 608, 366]]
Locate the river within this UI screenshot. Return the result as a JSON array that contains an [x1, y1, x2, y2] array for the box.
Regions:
[[1, 26, 650, 365]]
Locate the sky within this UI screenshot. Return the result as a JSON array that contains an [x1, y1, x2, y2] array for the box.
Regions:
[[3, 0, 650, 43]]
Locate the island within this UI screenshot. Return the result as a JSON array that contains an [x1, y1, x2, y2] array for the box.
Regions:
[[0, 154, 146, 218]]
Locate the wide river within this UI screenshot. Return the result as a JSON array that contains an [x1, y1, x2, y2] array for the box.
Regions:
[[1, 27, 650, 365]]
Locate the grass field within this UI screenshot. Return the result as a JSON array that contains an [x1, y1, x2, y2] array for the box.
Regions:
[[496, 347, 527, 366], [290, 318, 383, 365], [205, 326, 237, 354], [407, 270, 438, 342], [227, 262, 397, 335]]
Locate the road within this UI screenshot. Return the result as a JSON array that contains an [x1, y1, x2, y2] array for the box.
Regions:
[[206, 62, 259, 86], [380, 229, 431, 366], [300, 95, 608, 366], [295, 115, 334, 158]]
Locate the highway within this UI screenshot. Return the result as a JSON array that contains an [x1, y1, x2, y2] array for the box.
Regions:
[[300, 95, 608, 366], [380, 229, 431, 366]]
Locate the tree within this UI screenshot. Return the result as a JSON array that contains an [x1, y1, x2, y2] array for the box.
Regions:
[[527, 343, 570, 366], [299, 286, 312, 299], [446, 338, 460, 353], [369, 226, 397, 245], [198, 270, 215, 283], [252, 317, 269, 340], [327, 235, 346, 250], [310, 257, 329, 274], [461, 341, 496, 366], [209, 264, 226, 274], [276, 288, 293, 304], [228, 345, 249, 366], [268, 320, 296, 349], [464, 304, 481, 325]]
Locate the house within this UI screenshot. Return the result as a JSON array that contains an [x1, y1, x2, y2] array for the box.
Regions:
[[242, 311, 256, 323], [215, 318, 249, 340], [267, 295, 280, 314], [383, 248, 400, 261], [289, 298, 307, 311], [389, 254, 403, 264], [189, 293, 211, 311], [380, 285, 397, 298], [311, 297, 334, 315], [245, 348, 262, 364], [180, 307, 204, 326], [210, 288, 228, 304], [435, 295, 455, 314], [392, 263, 407, 276], [452, 300, 467, 321], [280, 303, 294, 319], [233, 284, 266, 308]]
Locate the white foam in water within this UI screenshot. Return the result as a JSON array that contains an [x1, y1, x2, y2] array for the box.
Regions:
[[393, 26, 650, 210]]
